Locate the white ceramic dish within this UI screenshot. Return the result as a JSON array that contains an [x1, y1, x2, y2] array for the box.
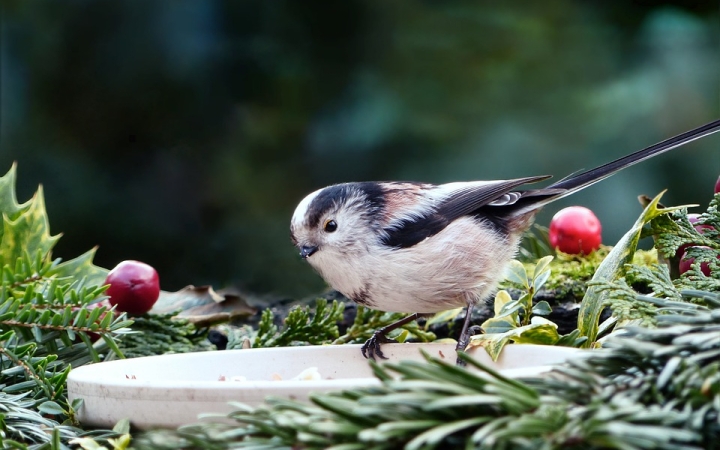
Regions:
[[68, 343, 582, 429]]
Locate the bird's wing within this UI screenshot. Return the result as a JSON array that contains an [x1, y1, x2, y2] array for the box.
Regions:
[[379, 176, 551, 249], [435, 175, 552, 220]]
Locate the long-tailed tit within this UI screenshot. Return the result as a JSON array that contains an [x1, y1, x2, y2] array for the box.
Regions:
[[290, 119, 720, 359]]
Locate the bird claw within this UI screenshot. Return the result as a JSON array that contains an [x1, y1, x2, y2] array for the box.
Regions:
[[361, 331, 397, 360]]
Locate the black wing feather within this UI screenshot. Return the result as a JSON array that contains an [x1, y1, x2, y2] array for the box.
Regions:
[[380, 214, 450, 249], [436, 175, 551, 220]]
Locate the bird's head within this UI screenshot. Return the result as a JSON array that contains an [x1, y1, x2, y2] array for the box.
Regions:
[[290, 183, 386, 272]]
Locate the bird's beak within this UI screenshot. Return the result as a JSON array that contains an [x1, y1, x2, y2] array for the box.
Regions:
[[300, 245, 319, 259]]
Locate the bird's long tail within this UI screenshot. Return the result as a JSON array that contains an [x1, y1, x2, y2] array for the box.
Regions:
[[549, 119, 720, 192], [513, 119, 720, 214]]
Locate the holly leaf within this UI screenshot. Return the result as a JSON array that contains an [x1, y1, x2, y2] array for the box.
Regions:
[[47, 246, 109, 287], [0, 163, 29, 222], [0, 186, 60, 268], [0, 164, 108, 288]]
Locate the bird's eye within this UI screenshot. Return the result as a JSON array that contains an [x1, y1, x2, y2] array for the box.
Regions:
[[323, 219, 338, 233]]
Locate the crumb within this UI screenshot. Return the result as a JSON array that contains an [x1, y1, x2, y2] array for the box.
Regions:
[[439, 350, 445, 358], [291, 367, 321, 381]]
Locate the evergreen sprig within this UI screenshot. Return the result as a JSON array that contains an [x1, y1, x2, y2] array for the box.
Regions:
[[676, 246, 720, 292], [222, 299, 346, 350], [624, 263, 682, 301], [651, 196, 720, 259], [588, 264, 676, 328], [114, 312, 210, 359], [0, 392, 81, 449], [253, 299, 345, 348]]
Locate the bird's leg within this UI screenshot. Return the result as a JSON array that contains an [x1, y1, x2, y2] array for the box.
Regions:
[[455, 304, 481, 366], [361, 313, 430, 360]]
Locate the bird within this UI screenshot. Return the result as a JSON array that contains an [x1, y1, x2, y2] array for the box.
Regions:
[[290, 119, 720, 360]]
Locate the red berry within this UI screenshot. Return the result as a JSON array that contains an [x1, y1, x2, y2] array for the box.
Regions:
[[679, 246, 719, 277], [548, 206, 602, 255], [105, 260, 160, 315], [676, 214, 714, 258], [688, 213, 713, 233]]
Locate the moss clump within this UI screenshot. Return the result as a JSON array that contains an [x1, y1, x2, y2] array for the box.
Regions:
[[504, 247, 658, 302]]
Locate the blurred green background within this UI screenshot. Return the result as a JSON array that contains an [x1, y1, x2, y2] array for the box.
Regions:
[[1, 1, 718, 300]]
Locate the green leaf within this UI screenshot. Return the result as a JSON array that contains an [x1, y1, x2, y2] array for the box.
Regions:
[[101, 333, 126, 359], [71, 397, 84, 412], [113, 418, 131, 434], [472, 320, 559, 360], [511, 320, 560, 345], [395, 329, 409, 343], [597, 315, 618, 337], [532, 255, 554, 283], [69, 437, 107, 450], [531, 300, 552, 316], [504, 260, 529, 288], [424, 394, 502, 410], [480, 317, 516, 334], [533, 269, 552, 292], [469, 333, 511, 361], [30, 326, 43, 343], [37, 400, 65, 415], [493, 290, 513, 316], [496, 297, 525, 320]]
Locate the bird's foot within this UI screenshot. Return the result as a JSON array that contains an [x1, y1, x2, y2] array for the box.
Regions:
[[360, 313, 429, 360], [361, 330, 397, 360]]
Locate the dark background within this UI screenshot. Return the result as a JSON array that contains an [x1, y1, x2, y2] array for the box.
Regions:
[[1, 1, 718, 301]]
